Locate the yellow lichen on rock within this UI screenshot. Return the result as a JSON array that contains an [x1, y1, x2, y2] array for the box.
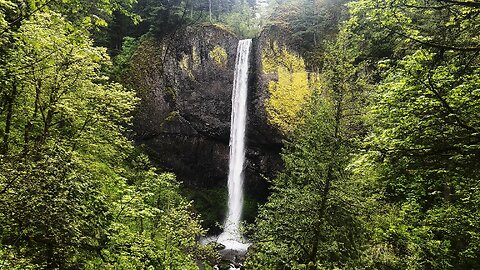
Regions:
[[180, 53, 189, 71], [179, 46, 203, 79], [179, 53, 194, 78], [263, 41, 311, 134], [209, 46, 228, 67], [192, 46, 201, 68]]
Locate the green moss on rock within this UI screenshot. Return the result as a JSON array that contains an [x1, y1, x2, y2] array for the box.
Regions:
[[262, 41, 311, 134], [209, 46, 228, 67]]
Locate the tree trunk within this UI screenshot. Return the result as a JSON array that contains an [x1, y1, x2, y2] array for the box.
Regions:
[[23, 81, 41, 153], [2, 82, 17, 154], [209, 0, 212, 21], [308, 166, 333, 268], [308, 89, 343, 268], [39, 109, 54, 146]]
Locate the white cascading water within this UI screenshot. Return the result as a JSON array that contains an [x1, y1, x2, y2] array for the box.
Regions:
[[217, 39, 252, 252]]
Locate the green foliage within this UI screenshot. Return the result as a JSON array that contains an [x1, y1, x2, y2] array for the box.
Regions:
[[0, 9, 215, 269], [111, 36, 140, 79], [247, 33, 371, 269], [218, 2, 260, 38], [0, 0, 14, 45], [345, 0, 480, 268], [93, 171, 214, 269], [250, 0, 480, 267], [265, 0, 350, 68], [184, 187, 260, 236], [2, 0, 479, 269], [356, 47, 480, 268], [184, 187, 228, 235]]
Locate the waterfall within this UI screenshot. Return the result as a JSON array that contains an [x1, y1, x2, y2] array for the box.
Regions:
[[217, 39, 252, 252]]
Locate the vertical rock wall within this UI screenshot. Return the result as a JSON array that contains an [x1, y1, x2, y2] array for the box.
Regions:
[[127, 25, 307, 199], [128, 26, 238, 188]]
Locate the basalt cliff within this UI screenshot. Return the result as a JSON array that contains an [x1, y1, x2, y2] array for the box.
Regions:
[[126, 25, 310, 199]]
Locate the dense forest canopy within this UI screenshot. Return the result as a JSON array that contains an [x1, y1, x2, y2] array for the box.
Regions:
[[1, 0, 479, 269]]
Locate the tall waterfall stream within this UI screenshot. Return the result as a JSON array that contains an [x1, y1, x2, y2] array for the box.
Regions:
[[217, 39, 252, 252], [201, 39, 252, 269]]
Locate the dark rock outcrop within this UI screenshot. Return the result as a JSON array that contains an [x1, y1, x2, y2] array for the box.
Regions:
[[244, 26, 308, 193], [127, 25, 283, 199]]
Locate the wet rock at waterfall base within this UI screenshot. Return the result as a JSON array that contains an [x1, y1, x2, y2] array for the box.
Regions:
[[219, 248, 247, 263], [217, 248, 247, 270], [200, 233, 250, 269]]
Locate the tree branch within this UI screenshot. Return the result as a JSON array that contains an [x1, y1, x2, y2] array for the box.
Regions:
[[438, 0, 480, 8], [0, 0, 58, 37], [386, 26, 480, 52]]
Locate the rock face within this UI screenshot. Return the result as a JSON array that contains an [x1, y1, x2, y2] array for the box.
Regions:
[[252, 25, 312, 134], [246, 25, 310, 193], [127, 25, 284, 198]]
